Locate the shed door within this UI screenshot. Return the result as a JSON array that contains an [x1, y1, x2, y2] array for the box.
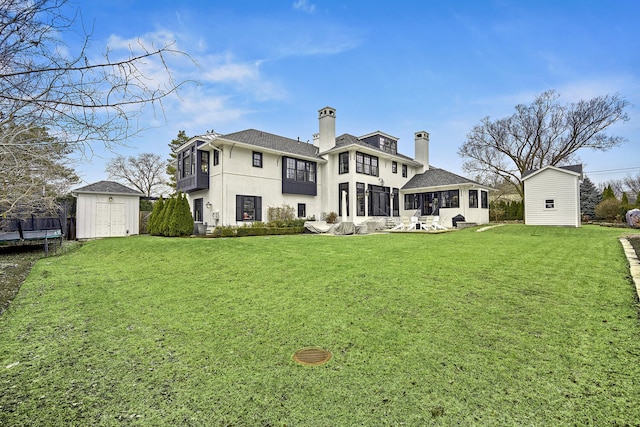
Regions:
[[96, 202, 126, 237], [110, 204, 126, 236]]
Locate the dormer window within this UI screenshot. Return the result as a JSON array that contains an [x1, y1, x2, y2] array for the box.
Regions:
[[379, 137, 397, 155], [360, 132, 398, 155]]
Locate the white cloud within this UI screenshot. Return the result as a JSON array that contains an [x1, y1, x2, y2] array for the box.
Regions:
[[554, 77, 639, 102], [292, 0, 316, 14], [198, 54, 261, 83], [169, 88, 250, 131]]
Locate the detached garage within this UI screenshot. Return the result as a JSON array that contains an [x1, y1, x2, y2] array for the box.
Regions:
[[522, 164, 583, 227], [73, 181, 143, 239]]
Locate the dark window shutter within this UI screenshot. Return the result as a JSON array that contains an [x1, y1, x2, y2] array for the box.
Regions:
[[236, 195, 243, 221], [255, 197, 262, 221]]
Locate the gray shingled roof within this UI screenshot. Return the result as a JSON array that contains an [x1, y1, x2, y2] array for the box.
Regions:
[[221, 129, 321, 159], [402, 167, 486, 190], [333, 133, 415, 162], [73, 181, 143, 195], [522, 164, 583, 179]]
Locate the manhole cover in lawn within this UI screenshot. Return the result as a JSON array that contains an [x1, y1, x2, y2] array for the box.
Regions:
[[293, 347, 332, 366]]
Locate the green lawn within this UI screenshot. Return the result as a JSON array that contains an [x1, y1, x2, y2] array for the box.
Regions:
[[1, 225, 639, 426]]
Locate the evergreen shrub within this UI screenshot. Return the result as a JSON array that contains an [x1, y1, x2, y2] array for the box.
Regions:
[[148, 196, 164, 235], [489, 200, 524, 221], [595, 198, 621, 221], [161, 197, 176, 236]]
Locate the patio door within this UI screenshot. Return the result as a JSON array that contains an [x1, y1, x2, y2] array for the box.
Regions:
[[368, 185, 390, 216], [423, 192, 440, 215]]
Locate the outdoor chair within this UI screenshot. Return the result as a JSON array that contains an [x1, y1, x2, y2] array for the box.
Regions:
[[422, 216, 435, 230], [410, 216, 428, 230], [432, 216, 447, 230], [390, 220, 405, 231]]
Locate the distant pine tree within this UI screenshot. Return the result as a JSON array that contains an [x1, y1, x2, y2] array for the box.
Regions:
[[580, 176, 601, 219], [167, 130, 191, 191], [621, 192, 629, 205], [602, 185, 617, 200]]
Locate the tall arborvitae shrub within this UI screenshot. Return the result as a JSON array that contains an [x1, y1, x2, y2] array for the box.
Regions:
[[167, 192, 194, 237], [179, 193, 195, 236], [155, 196, 170, 236], [161, 196, 176, 236], [148, 196, 164, 235]]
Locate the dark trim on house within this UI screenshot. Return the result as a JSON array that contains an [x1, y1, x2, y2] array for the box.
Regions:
[[176, 140, 210, 193], [281, 156, 317, 196], [236, 195, 262, 221]]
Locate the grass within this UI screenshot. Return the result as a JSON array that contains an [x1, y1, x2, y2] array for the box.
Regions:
[[0, 241, 81, 315], [1, 225, 639, 426]]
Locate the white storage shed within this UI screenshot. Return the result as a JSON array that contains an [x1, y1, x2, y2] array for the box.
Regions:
[[522, 165, 583, 227], [73, 181, 143, 239]]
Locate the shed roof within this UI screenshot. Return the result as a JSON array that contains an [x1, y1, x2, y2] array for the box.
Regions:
[[73, 181, 143, 196], [522, 164, 583, 180]]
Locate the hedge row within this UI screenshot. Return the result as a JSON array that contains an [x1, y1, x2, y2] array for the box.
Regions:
[[148, 192, 194, 237], [207, 225, 306, 238]]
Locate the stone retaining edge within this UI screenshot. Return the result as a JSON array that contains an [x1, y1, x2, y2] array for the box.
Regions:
[[619, 237, 640, 300]]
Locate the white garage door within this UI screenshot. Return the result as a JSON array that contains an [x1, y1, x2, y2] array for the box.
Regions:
[[96, 203, 126, 237]]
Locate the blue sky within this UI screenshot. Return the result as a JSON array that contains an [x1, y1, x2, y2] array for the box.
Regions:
[[69, 0, 639, 189]]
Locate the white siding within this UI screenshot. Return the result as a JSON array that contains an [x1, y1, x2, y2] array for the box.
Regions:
[[524, 168, 580, 227], [399, 187, 490, 228], [76, 194, 140, 239], [185, 133, 491, 228], [189, 145, 324, 226]]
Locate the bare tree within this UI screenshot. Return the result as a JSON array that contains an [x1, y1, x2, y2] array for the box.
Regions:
[[458, 90, 630, 197], [598, 179, 625, 199], [0, 0, 191, 216], [0, 122, 79, 215], [622, 173, 640, 196], [106, 153, 169, 197]]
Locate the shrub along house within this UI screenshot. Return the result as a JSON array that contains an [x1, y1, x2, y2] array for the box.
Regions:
[[176, 107, 491, 230]]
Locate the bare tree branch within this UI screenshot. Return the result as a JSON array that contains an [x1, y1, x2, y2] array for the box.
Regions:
[[0, 0, 194, 217], [106, 153, 169, 197], [458, 90, 630, 198]]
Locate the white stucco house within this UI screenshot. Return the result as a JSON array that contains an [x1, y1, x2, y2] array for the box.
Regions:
[[522, 164, 583, 227], [176, 106, 491, 230], [73, 181, 143, 239]]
